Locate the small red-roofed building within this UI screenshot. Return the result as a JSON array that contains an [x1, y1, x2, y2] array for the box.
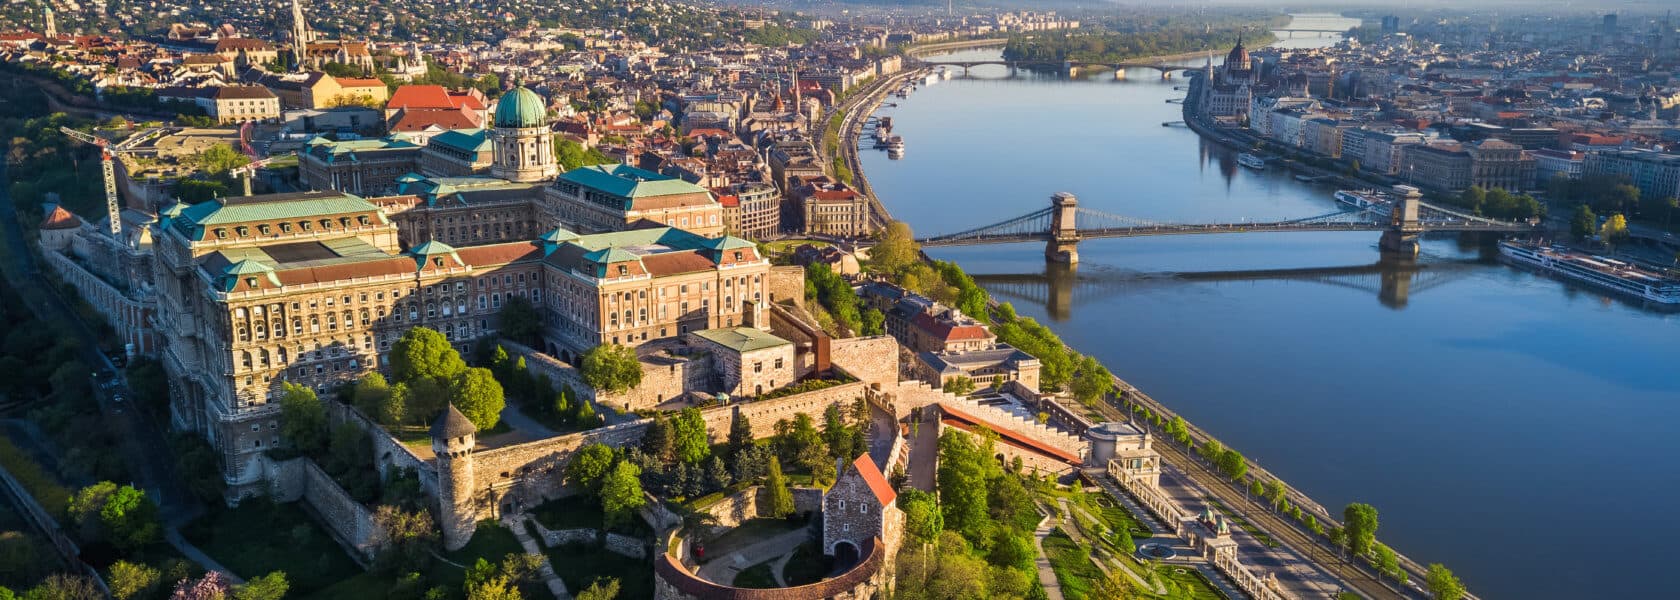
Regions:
[[823, 453, 904, 567]]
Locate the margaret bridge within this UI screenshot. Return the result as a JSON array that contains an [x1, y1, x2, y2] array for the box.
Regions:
[[914, 191, 1538, 264], [911, 57, 1202, 78]]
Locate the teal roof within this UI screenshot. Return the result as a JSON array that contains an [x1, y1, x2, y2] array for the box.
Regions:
[[217, 259, 280, 291], [582, 247, 640, 264], [557, 164, 708, 200], [171, 191, 387, 241], [394, 174, 542, 206], [699, 235, 755, 251], [305, 137, 419, 164], [562, 226, 710, 252], [538, 227, 580, 244], [408, 239, 462, 270], [692, 327, 791, 353], [494, 86, 548, 128], [427, 128, 490, 153]]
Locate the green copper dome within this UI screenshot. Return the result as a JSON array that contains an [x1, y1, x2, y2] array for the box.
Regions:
[[494, 86, 548, 128]]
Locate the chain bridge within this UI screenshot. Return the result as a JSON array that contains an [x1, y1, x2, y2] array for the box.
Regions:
[[915, 191, 1537, 263], [971, 260, 1480, 320], [911, 57, 1200, 78]]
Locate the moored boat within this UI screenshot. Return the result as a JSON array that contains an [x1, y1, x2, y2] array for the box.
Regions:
[[1498, 240, 1680, 305], [1237, 153, 1265, 170]]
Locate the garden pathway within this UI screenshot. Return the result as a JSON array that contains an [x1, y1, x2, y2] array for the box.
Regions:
[[165, 527, 243, 584], [1030, 514, 1065, 600], [504, 512, 571, 600], [694, 527, 809, 587]]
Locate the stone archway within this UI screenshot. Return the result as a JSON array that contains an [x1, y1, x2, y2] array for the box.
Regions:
[[833, 540, 861, 570]]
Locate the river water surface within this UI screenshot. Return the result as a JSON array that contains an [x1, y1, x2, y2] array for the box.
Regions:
[[861, 14, 1679, 600]]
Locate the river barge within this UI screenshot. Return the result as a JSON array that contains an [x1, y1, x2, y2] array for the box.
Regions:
[[1498, 240, 1680, 304]]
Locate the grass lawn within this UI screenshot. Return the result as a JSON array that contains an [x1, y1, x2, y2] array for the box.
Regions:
[[1154, 564, 1229, 600], [1042, 528, 1103, 600], [544, 542, 654, 600], [700, 518, 806, 562], [181, 501, 361, 596], [781, 541, 834, 586], [300, 572, 392, 600], [1091, 494, 1152, 538], [441, 520, 525, 566], [732, 561, 778, 588]]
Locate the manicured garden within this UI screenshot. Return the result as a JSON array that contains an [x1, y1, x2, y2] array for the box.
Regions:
[[1043, 528, 1104, 600], [731, 561, 777, 588], [181, 501, 361, 595]]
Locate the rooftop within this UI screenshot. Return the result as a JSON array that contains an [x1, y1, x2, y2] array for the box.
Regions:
[[692, 327, 791, 353], [558, 163, 709, 199]]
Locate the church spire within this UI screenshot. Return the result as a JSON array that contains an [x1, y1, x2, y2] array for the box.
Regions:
[[290, 0, 310, 71]]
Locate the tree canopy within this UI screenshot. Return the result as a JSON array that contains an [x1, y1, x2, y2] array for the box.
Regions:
[[390, 327, 467, 385], [580, 344, 642, 394], [449, 367, 506, 430], [280, 382, 327, 453]]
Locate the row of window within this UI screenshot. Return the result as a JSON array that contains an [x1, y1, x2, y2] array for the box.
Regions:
[[212, 214, 373, 239]]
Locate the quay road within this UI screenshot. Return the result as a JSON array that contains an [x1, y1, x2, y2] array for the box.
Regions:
[[1090, 393, 1410, 600], [818, 65, 932, 230]]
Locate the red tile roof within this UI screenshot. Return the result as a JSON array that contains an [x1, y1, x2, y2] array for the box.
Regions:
[[274, 257, 415, 286], [454, 242, 543, 267], [39, 205, 82, 230], [335, 77, 386, 89], [387, 85, 455, 110], [640, 250, 716, 277], [852, 454, 896, 507], [390, 107, 481, 132]]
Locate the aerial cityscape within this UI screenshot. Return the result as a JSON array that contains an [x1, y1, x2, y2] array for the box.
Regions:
[[0, 1, 1674, 599]]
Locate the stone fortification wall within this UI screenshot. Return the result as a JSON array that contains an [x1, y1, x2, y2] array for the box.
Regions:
[[654, 536, 885, 600], [765, 303, 828, 376], [464, 380, 870, 520], [938, 421, 1075, 478], [828, 335, 898, 388], [323, 401, 437, 497], [765, 266, 807, 309], [264, 456, 387, 561], [504, 339, 713, 413], [695, 486, 825, 533]]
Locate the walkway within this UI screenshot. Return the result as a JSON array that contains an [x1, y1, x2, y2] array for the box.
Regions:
[[693, 527, 810, 587], [165, 527, 243, 584], [503, 512, 571, 600], [1082, 468, 1168, 535], [1029, 514, 1064, 600], [904, 406, 939, 492]]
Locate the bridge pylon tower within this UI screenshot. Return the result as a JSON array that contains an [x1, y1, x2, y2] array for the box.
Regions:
[[1047, 192, 1081, 264], [1380, 186, 1424, 257]]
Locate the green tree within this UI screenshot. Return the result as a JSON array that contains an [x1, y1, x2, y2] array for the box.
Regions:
[[1375, 543, 1400, 580], [599, 461, 646, 529], [860, 308, 885, 336], [1426, 563, 1465, 600], [640, 413, 675, 463], [465, 574, 521, 600], [724, 410, 754, 460], [763, 456, 795, 519], [580, 344, 642, 394], [280, 382, 327, 453], [497, 296, 543, 347], [1091, 569, 1136, 600], [553, 139, 615, 170], [871, 221, 919, 275], [671, 407, 710, 464], [391, 327, 467, 385], [100, 484, 161, 551], [900, 489, 943, 544], [353, 373, 392, 420], [566, 443, 616, 497], [1216, 449, 1247, 481], [1342, 503, 1379, 557], [821, 403, 853, 460], [941, 376, 975, 396], [1267, 478, 1288, 511], [373, 505, 438, 575], [1570, 204, 1597, 240], [1070, 355, 1114, 405], [191, 143, 251, 176], [402, 378, 448, 425], [448, 367, 505, 431], [1114, 524, 1136, 555], [233, 572, 290, 600], [935, 430, 990, 543], [107, 560, 160, 600]]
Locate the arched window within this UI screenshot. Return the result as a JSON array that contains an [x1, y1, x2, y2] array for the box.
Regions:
[[272, 320, 283, 338], [309, 316, 320, 333], [254, 322, 267, 339], [237, 327, 250, 342], [327, 314, 338, 330], [344, 311, 354, 329], [240, 351, 252, 369]]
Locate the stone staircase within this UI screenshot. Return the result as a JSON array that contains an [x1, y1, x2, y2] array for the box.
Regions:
[[897, 381, 1087, 459]]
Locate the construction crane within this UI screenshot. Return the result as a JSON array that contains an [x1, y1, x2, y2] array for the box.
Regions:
[[57, 126, 166, 236], [228, 153, 294, 196]]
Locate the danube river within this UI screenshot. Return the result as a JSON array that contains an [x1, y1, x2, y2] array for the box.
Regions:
[[862, 15, 1679, 600]]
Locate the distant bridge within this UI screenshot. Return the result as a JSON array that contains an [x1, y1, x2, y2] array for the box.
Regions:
[[1271, 28, 1352, 36], [915, 191, 1537, 263], [911, 57, 1200, 78], [971, 260, 1479, 319]]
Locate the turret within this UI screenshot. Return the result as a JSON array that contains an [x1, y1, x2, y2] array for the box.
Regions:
[[432, 404, 477, 551]]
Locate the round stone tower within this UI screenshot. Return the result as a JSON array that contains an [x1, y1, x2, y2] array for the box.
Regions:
[[432, 404, 478, 551], [489, 85, 558, 183]]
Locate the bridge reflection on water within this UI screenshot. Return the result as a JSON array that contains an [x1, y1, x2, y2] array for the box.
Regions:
[[972, 257, 1483, 320]]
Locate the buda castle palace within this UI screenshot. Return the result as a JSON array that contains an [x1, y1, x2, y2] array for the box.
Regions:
[[132, 86, 773, 493]]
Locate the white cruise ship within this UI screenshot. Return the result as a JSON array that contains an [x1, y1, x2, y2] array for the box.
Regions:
[[1499, 240, 1680, 305], [1237, 153, 1265, 170]]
